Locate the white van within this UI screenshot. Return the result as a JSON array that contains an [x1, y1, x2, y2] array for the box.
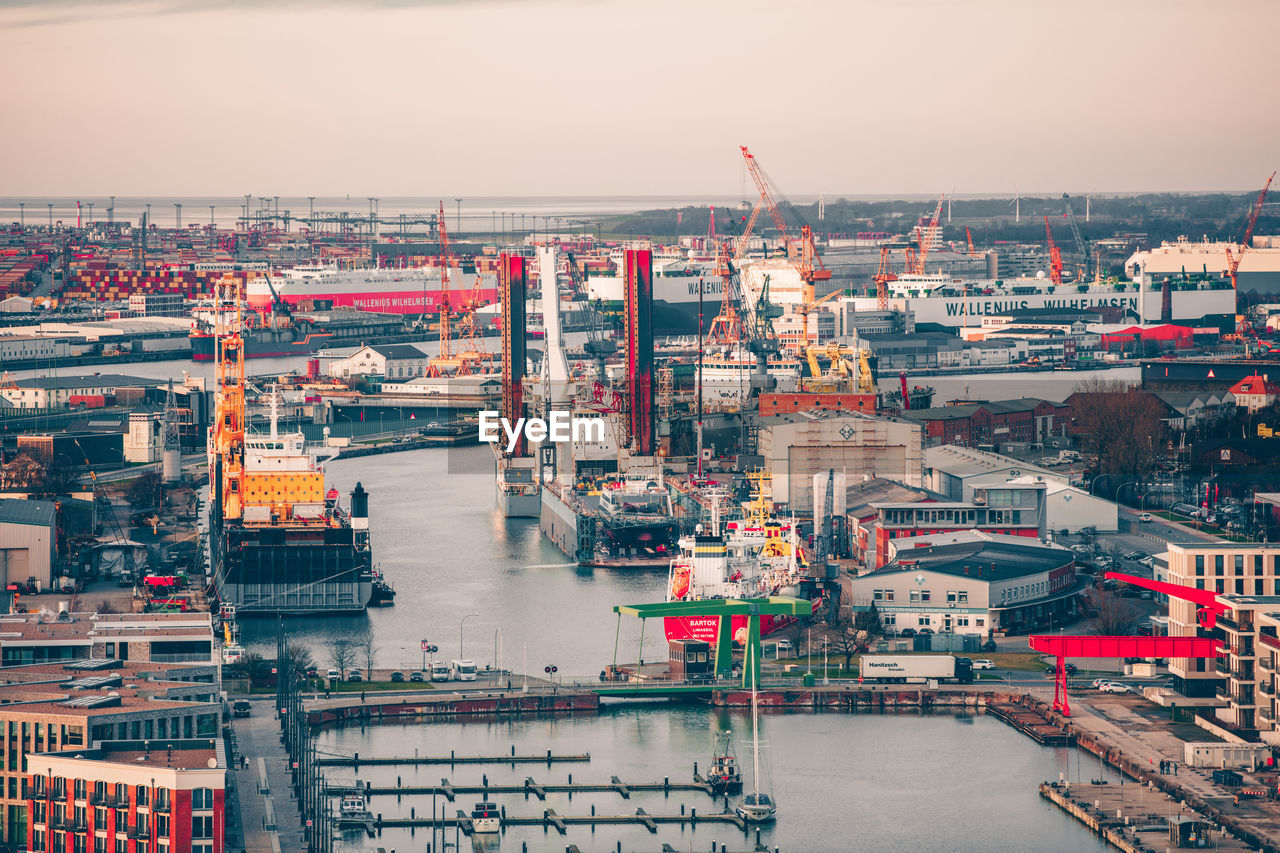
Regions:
[[430, 660, 451, 682], [450, 659, 477, 681]]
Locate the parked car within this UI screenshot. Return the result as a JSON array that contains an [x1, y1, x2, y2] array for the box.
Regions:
[[409, 671, 424, 682], [1091, 678, 1111, 689], [232, 700, 251, 718], [305, 667, 319, 679], [1124, 551, 1144, 561], [917, 627, 934, 635], [1138, 513, 1153, 523], [1098, 681, 1131, 694], [972, 659, 996, 670], [326, 668, 341, 682], [390, 671, 405, 682], [898, 628, 917, 637], [1045, 663, 1078, 675], [348, 669, 363, 682]]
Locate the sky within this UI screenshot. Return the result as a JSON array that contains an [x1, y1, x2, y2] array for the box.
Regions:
[[0, 0, 1276, 198]]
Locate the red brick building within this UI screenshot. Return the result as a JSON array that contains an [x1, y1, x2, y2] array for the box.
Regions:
[[905, 398, 1071, 448], [758, 392, 877, 417], [871, 482, 1046, 568], [26, 739, 225, 853]]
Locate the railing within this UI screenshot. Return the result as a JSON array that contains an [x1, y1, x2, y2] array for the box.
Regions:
[[1217, 613, 1240, 631], [49, 790, 66, 803], [1261, 633, 1280, 652], [1260, 654, 1276, 674], [125, 825, 144, 840], [22, 784, 45, 800], [1260, 679, 1276, 697], [153, 801, 171, 815], [89, 793, 109, 807]]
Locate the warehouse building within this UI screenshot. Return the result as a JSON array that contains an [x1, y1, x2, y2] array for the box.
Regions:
[[850, 533, 1081, 637], [757, 411, 923, 512], [0, 499, 56, 591], [924, 444, 1066, 501]]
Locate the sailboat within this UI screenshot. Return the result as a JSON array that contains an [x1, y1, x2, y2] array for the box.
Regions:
[[736, 644, 776, 823]]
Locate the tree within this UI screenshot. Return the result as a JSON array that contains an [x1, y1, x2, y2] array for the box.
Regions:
[[361, 632, 379, 680], [330, 638, 355, 677], [1087, 589, 1142, 636], [284, 643, 314, 676], [821, 602, 870, 673], [1069, 380, 1168, 489]]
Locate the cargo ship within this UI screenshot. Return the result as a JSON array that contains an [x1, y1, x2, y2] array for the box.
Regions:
[[1126, 235, 1280, 293], [189, 304, 409, 360], [664, 477, 813, 644], [246, 263, 499, 316], [207, 283, 376, 615]]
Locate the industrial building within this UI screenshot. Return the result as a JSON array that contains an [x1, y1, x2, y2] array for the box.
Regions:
[[0, 375, 156, 410], [906, 400, 1072, 449], [0, 499, 56, 590], [869, 481, 1047, 569], [1003, 475, 1119, 533], [923, 444, 1065, 500], [757, 411, 923, 512], [126, 292, 185, 317], [849, 533, 1081, 637]]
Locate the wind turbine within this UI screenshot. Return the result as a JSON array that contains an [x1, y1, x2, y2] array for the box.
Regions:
[[1009, 191, 1021, 224]]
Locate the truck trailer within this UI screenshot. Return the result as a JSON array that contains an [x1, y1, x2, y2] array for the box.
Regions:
[[859, 654, 973, 684]]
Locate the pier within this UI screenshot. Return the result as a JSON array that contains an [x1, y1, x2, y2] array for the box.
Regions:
[[326, 776, 715, 800], [316, 749, 590, 767], [361, 807, 746, 835]]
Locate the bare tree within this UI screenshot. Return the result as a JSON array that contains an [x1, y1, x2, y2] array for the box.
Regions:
[[1068, 380, 1168, 488], [1087, 589, 1142, 636], [821, 602, 869, 673], [330, 638, 355, 677], [284, 642, 314, 676], [361, 632, 378, 680]]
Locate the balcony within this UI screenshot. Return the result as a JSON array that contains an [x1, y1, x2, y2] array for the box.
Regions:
[[1261, 654, 1276, 674], [1218, 613, 1241, 632], [1217, 687, 1230, 703], [1261, 680, 1277, 697], [89, 793, 109, 807], [1260, 704, 1276, 726], [154, 801, 171, 815], [125, 825, 144, 840], [49, 790, 66, 803], [1261, 633, 1280, 652], [48, 816, 71, 831], [22, 784, 46, 800]]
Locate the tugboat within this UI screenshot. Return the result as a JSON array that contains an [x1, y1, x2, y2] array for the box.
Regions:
[[369, 568, 396, 607], [706, 731, 743, 795], [469, 801, 500, 834]]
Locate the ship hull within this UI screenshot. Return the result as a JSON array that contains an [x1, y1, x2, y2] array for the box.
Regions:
[[496, 487, 540, 518], [848, 287, 1234, 326], [191, 331, 336, 361]]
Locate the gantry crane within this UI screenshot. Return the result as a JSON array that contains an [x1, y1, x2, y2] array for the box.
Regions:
[[873, 246, 896, 311], [1043, 216, 1064, 286]]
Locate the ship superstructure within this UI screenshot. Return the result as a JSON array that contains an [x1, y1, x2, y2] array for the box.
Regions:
[[664, 475, 811, 643], [207, 276, 374, 614]]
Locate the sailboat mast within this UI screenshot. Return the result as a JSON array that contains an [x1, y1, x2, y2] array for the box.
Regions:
[[750, 642, 760, 796]]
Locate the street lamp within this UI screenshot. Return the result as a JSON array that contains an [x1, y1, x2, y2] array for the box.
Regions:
[[493, 626, 502, 674], [822, 634, 829, 685], [459, 612, 479, 661], [1114, 480, 1137, 507], [1089, 473, 1110, 496]]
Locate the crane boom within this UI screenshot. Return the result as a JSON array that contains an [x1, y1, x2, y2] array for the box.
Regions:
[[1227, 171, 1277, 287], [910, 196, 944, 275], [1062, 194, 1090, 279], [436, 200, 453, 360], [1043, 216, 1063, 286], [740, 145, 795, 256]]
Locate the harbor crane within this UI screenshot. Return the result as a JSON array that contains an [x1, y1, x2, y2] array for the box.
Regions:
[[565, 251, 615, 377], [1061, 194, 1090, 281], [1043, 217, 1064, 286], [434, 200, 454, 360], [906, 196, 944, 275], [1225, 171, 1276, 293]]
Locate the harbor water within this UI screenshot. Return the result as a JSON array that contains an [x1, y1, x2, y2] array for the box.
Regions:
[[317, 708, 1120, 852]]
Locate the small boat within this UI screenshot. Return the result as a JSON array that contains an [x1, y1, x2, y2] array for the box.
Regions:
[[369, 568, 396, 606], [736, 645, 776, 824], [706, 731, 743, 795], [337, 795, 373, 826], [470, 801, 501, 834]]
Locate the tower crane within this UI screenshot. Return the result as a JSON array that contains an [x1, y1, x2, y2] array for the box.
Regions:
[[1043, 216, 1064, 286], [1061, 194, 1090, 280], [873, 246, 896, 311]]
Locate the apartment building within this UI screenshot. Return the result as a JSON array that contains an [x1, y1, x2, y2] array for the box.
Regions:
[[26, 739, 225, 853]]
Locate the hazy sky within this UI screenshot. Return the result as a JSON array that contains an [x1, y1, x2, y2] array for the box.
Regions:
[[1, 0, 1275, 198]]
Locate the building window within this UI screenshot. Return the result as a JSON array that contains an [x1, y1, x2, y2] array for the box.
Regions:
[[75, 780, 86, 800], [909, 591, 920, 603], [156, 814, 169, 839], [94, 807, 107, 826], [191, 788, 214, 811], [193, 845, 213, 853], [73, 836, 85, 853], [191, 815, 213, 839], [1236, 554, 1244, 573], [946, 591, 957, 603], [958, 591, 968, 603], [918, 617, 930, 626], [872, 590, 883, 602], [976, 618, 985, 627], [884, 590, 894, 602], [137, 842, 148, 853], [921, 591, 931, 602], [1215, 554, 1224, 575], [135, 786, 149, 807], [94, 836, 107, 853], [33, 830, 45, 851]]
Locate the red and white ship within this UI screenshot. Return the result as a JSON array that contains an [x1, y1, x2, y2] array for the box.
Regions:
[[664, 477, 813, 644], [245, 263, 499, 315]]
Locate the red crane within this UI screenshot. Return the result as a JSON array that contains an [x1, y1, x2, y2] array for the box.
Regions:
[[435, 200, 453, 360], [874, 246, 895, 311], [1028, 571, 1228, 717], [1044, 216, 1064, 286], [906, 196, 944, 275], [1225, 170, 1276, 293]]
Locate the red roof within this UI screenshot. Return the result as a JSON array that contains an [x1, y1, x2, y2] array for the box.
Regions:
[[1228, 374, 1280, 396]]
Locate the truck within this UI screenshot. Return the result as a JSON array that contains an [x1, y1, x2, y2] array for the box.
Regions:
[[859, 654, 973, 684], [430, 660, 451, 682], [450, 659, 477, 681]]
